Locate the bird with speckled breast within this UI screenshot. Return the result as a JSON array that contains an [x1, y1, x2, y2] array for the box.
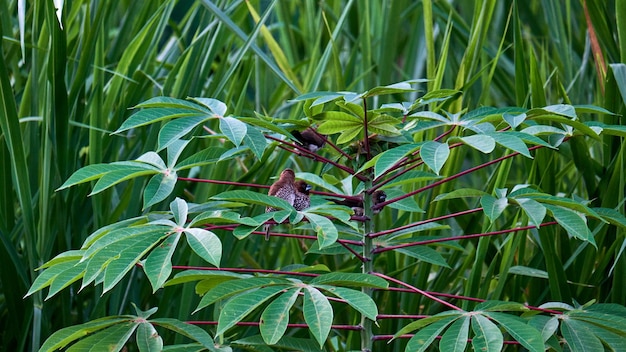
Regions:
[[264, 169, 296, 240]]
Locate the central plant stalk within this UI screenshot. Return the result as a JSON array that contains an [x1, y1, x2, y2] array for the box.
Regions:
[[360, 97, 374, 352], [361, 183, 374, 352]]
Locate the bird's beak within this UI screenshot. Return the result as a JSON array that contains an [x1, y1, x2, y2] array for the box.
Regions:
[[305, 184, 312, 191]]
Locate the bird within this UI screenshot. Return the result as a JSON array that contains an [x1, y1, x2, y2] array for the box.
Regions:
[[292, 127, 326, 152], [265, 168, 296, 240], [329, 190, 387, 216], [293, 180, 312, 211]]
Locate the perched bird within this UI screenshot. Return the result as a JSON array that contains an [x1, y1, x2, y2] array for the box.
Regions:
[[330, 190, 387, 216], [292, 127, 326, 152], [293, 180, 312, 211], [265, 169, 296, 240]]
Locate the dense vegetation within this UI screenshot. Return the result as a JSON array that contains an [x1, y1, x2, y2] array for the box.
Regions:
[[2, 0, 626, 351]]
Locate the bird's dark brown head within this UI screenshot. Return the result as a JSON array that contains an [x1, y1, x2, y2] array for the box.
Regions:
[[295, 180, 312, 195], [280, 168, 296, 181], [373, 190, 387, 204]]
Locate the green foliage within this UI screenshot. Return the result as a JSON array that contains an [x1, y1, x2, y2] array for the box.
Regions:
[[2, 1, 626, 352]]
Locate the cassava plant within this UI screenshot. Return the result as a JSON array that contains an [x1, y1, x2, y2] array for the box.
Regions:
[[27, 81, 626, 351], [4, 0, 626, 351]]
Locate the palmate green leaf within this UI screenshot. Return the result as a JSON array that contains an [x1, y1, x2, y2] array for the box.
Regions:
[[191, 98, 227, 116], [211, 190, 295, 210], [316, 119, 361, 135], [133, 97, 211, 112], [304, 213, 338, 249], [260, 288, 301, 344], [243, 125, 267, 159], [82, 225, 169, 258], [515, 198, 547, 227], [219, 116, 247, 147], [240, 115, 295, 136], [164, 270, 245, 287], [530, 114, 601, 140], [46, 260, 87, 300], [90, 167, 158, 195], [170, 198, 188, 226], [383, 188, 424, 212], [414, 89, 460, 106], [143, 171, 177, 209], [34, 250, 83, 270], [290, 91, 344, 102], [560, 318, 604, 352], [405, 315, 459, 352], [570, 320, 626, 351], [57, 163, 152, 190], [409, 111, 450, 123], [531, 104, 577, 119], [439, 315, 470, 352], [39, 317, 133, 352], [80, 216, 149, 249], [315, 285, 378, 321], [151, 318, 218, 351], [480, 195, 508, 223], [394, 311, 463, 338], [503, 112, 527, 129], [195, 277, 289, 312], [216, 285, 290, 336], [380, 170, 441, 189], [184, 228, 221, 267], [233, 335, 322, 352], [475, 300, 528, 312], [159, 343, 206, 351], [115, 108, 206, 134], [433, 188, 489, 201], [368, 123, 400, 137], [190, 210, 260, 227], [157, 115, 210, 151], [65, 321, 137, 352], [336, 126, 363, 144], [26, 259, 80, 297], [295, 172, 343, 194], [372, 143, 421, 179], [166, 140, 189, 168], [103, 231, 169, 292], [530, 195, 605, 221], [528, 315, 559, 343], [363, 80, 417, 98], [544, 204, 595, 246], [487, 132, 532, 158], [570, 309, 626, 331], [459, 134, 496, 153], [587, 121, 626, 137], [137, 151, 167, 169], [394, 246, 450, 268], [174, 147, 230, 170], [310, 272, 388, 288], [144, 233, 181, 292], [136, 322, 163, 352], [484, 312, 544, 352], [420, 141, 449, 175], [303, 286, 333, 348], [471, 314, 503, 352], [316, 110, 362, 123]]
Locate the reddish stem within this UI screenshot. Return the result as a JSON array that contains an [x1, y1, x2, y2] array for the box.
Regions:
[[373, 221, 559, 254], [369, 208, 483, 238], [372, 144, 546, 211], [187, 321, 362, 330], [373, 272, 463, 311]]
